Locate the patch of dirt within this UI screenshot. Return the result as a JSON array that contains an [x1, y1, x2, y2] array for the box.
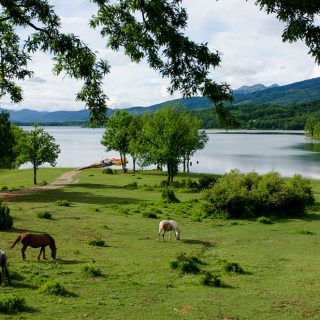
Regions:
[[0, 169, 80, 200]]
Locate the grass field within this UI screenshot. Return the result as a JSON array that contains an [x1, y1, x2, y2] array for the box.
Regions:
[[1, 168, 320, 319]]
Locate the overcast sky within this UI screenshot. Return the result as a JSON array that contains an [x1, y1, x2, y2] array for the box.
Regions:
[[3, 0, 320, 111]]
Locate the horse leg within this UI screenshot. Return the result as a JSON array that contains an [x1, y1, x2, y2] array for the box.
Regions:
[[21, 245, 27, 260], [162, 231, 165, 242], [43, 247, 47, 260], [168, 231, 171, 241], [38, 247, 43, 260]]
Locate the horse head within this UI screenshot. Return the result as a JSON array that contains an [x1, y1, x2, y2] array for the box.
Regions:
[[175, 228, 181, 240], [51, 247, 57, 259]]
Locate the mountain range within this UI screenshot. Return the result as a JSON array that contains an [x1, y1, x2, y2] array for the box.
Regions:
[[1, 77, 320, 123]]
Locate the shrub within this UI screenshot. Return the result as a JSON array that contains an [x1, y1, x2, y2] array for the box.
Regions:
[[1, 186, 8, 190], [142, 212, 158, 219], [55, 200, 71, 207], [83, 264, 102, 277], [0, 201, 13, 230], [102, 168, 114, 174], [39, 180, 48, 186], [161, 188, 180, 203], [170, 253, 205, 275], [86, 238, 105, 247], [198, 175, 217, 190], [38, 280, 67, 296], [257, 216, 272, 224], [223, 262, 244, 274], [200, 272, 222, 287], [37, 211, 52, 219], [124, 182, 138, 189], [203, 170, 314, 219], [0, 295, 27, 314]]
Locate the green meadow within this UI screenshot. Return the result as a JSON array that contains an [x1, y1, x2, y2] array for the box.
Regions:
[[1, 168, 320, 319]]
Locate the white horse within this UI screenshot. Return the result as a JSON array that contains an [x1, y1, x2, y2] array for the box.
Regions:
[[157, 220, 181, 242], [0, 251, 9, 285]]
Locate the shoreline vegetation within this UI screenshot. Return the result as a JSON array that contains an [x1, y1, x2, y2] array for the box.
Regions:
[[12, 99, 320, 133], [1, 168, 320, 319]]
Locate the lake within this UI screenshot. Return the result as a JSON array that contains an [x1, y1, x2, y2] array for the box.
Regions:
[[21, 127, 320, 179]]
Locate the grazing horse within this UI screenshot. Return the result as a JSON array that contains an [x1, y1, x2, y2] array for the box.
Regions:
[[0, 251, 9, 285], [11, 233, 57, 260], [157, 220, 181, 242]]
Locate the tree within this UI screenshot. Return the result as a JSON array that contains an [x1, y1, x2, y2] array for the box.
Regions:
[[1, 1, 319, 124], [101, 110, 133, 172], [127, 115, 145, 173], [143, 105, 207, 182], [17, 124, 60, 184], [0, 0, 109, 125], [179, 112, 208, 173], [0, 111, 16, 168]]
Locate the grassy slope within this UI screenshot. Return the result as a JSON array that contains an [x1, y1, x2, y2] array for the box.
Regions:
[[1, 169, 320, 319]]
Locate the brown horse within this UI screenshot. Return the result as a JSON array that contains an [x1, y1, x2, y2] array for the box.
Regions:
[[0, 251, 9, 285], [11, 233, 57, 260]]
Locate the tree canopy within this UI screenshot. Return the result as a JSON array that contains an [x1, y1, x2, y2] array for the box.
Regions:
[[0, 1, 319, 123], [17, 124, 61, 184]]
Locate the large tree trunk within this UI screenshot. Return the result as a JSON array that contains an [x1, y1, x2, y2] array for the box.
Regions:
[[33, 165, 37, 185], [120, 153, 127, 172], [183, 156, 186, 173]]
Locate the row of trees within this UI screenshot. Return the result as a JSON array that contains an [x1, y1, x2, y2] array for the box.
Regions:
[[101, 105, 208, 182], [0, 112, 60, 184]]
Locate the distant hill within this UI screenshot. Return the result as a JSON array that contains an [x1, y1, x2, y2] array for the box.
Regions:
[[234, 83, 279, 94], [1, 77, 320, 123]]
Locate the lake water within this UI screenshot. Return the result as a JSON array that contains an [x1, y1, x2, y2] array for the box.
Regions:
[[21, 127, 320, 179]]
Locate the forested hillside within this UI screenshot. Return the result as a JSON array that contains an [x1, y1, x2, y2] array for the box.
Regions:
[[192, 100, 320, 130]]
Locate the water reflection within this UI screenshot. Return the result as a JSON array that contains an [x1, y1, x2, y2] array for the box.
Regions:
[[20, 127, 320, 179]]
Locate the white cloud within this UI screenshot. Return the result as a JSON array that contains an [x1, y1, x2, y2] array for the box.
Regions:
[[2, 0, 318, 111]]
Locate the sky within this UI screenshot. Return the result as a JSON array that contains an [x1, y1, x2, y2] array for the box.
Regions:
[[2, 0, 320, 112]]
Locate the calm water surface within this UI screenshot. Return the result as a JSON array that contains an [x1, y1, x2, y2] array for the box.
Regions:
[[21, 127, 320, 179]]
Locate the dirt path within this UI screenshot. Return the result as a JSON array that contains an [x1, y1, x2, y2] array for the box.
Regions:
[[0, 169, 80, 199]]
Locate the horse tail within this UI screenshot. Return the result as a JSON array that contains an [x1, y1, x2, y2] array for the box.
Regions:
[[10, 235, 22, 249]]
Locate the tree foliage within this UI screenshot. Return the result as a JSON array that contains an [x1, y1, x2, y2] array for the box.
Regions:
[[101, 110, 133, 172], [0, 0, 109, 125], [1, 1, 319, 125], [256, 1, 320, 63], [143, 105, 208, 181], [17, 124, 60, 184], [0, 111, 16, 168]]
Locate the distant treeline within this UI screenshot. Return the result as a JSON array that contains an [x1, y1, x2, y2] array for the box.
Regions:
[[192, 100, 320, 130], [13, 121, 88, 127], [12, 100, 320, 131]]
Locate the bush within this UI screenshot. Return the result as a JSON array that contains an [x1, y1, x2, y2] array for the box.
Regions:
[[86, 238, 105, 247], [161, 188, 180, 203], [170, 253, 205, 275], [0, 201, 13, 230], [83, 264, 102, 277], [55, 200, 71, 207], [102, 168, 114, 174], [142, 212, 158, 219], [124, 182, 138, 189], [37, 211, 52, 219], [257, 216, 272, 224], [203, 170, 314, 219], [223, 262, 244, 274], [0, 295, 27, 314], [38, 280, 67, 296], [200, 272, 222, 287], [198, 175, 217, 190]]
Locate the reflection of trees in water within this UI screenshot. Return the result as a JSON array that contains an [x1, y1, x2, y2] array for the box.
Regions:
[[294, 143, 320, 153]]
